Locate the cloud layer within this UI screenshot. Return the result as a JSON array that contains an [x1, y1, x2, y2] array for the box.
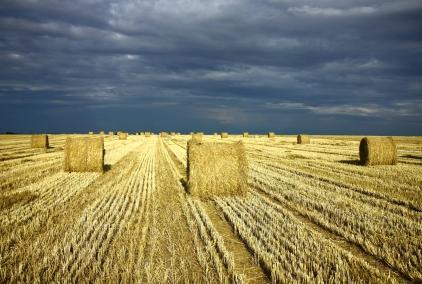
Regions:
[[1, 0, 421, 134]]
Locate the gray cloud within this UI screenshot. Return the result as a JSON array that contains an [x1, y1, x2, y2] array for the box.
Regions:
[[0, 0, 421, 134]]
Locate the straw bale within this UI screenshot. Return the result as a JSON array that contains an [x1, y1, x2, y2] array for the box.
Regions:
[[187, 141, 248, 198], [64, 137, 104, 172]]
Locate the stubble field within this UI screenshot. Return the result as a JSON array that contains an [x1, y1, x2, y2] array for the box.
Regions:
[[0, 134, 421, 283]]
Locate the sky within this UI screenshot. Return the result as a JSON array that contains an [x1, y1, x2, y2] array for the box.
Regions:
[[0, 0, 421, 134]]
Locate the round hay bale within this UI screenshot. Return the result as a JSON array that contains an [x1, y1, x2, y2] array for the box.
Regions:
[[119, 132, 128, 140], [64, 137, 104, 172], [268, 132, 275, 138], [187, 141, 248, 198], [297, 135, 310, 144], [359, 137, 397, 166], [191, 133, 203, 144], [145, 132, 151, 137], [243, 132, 249, 138], [31, 134, 49, 148], [108, 131, 115, 135], [221, 132, 229, 138], [88, 131, 94, 135]]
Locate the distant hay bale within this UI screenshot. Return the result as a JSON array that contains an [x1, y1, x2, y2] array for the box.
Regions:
[[31, 134, 49, 148], [187, 141, 248, 198], [268, 132, 275, 138], [64, 137, 104, 172], [89, 131, 94, 135], [191, 133, 203, 144], [221, 132, 229, 138], [160, 132, 169, 137], [108, 131, 115, 135], [359, 137, 397, 166], [170, 132, 176, 136], [243, 132, 249, 138], [99, 131, 105, 135], [145, 132, 151, 137], [119, 132, 128, 140], [297, 135, 310, 144]]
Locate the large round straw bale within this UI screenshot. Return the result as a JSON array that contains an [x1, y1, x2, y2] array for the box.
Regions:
[[31, 134, 49, 148], [187, 141, 248, 198], [359, 137, 397, 166], [108, 131, 115, 135], [191, 133, 203, 144], [268, 132, 275, 138], [88, 131, 94, 135], [119, 132, 128, 140], [297, 135, 310, 144], [64, 137, 104, 172], [160, 132, 169, 137], [221, 132, 229, 138], [99, 131, 105, 135], [145, 132, 151, 137], [243, 132, 249, 138]]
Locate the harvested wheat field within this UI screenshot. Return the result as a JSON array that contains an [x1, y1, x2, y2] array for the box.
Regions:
[[0, 134, 421, 283]]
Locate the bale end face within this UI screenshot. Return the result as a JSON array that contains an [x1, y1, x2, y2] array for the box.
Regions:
[[64, 137, 104, 172], [221, 132, 229, 138], [31, 135, 49, 148], [359, 137, 397, 166], [243, 132, 249, 138], [119, 133, 128, 140], [297, 135, 310, 144], [191, 133, 203, 144], [268, 132, 275, 138], [187, 141, 248, 198]]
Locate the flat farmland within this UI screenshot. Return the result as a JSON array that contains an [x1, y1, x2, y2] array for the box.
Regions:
[[0, 134, 421, 283]]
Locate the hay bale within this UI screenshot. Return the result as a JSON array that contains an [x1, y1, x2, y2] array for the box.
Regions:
[[187, 141, 248, 198], [221, 132, 229, 138], [297, 135, 310, 144], [31, 134, 49, 148], [89, 131, 94, 135], [64, 137, 104, 172], [108, 131, 115, 135], [160, 132, 169, 137], [99, 131, 105, 135], [119, 132, 128, 140], [191, 133, 203, 144], [145, 132, 151, 137], [359, 137, 397, 166], [268, 132, 275, 138], [170, 132, 176, 136], [243, 132, 249, 138]]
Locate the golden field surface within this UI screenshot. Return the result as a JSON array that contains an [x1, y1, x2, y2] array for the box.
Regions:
[[0, 134, 421, 283]]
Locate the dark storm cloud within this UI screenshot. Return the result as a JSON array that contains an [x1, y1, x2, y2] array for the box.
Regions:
[[0, 0, 421, 134]]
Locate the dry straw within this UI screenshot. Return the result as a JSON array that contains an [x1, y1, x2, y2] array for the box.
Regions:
[[64, 137, 104, 172], [268, 132, 275, 138], [119, 132, 128, 140], [31, 134, 49, 148], [187, 141, 248, 198], [145, 132, 151, 137], [243, 132, 249, 138], [191, 133, 203, 144], [160, 132, 169, 137], [297, 135, 310, 144], [89, 131, 94, 135], [359, 137, 397, 166], [221, 132, 229, 138], [108, 131, 115, 135]]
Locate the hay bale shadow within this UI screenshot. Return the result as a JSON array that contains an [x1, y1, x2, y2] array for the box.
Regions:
[[339, 159, 362, 165], [104, 164, 112, 172]]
